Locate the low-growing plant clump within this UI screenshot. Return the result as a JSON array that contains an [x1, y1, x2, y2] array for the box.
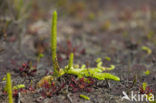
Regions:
[[1, 11, 121, 103]]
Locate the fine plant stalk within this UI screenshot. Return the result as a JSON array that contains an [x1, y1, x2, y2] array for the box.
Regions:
[[14, 0, 24, 19], [51, 11, 58, 76], [68, 53, 74, 70], [6, 73, 13, 103]]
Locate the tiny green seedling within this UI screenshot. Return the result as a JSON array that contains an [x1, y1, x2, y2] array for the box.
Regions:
[[37, 53, 44, 62], [68, 53, 74, 70], [142, 82, 148, 91], [141, 46, 152, 55], [104, 56, 111, 61], [80, 94, 90, 100], [144, 70, 150, 76], [13, 84, 25, 90]]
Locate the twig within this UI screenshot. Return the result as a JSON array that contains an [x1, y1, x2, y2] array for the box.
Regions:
[[105, 79, 110, 88], [15, 92, 21, 103], [67, 93, 72, 103], [0, 81, 6, 84], [17, 92, 21, 103]]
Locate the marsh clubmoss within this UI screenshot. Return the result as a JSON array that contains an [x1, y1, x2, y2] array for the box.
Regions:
[[68, 53, 74, 70], [141, 46, 152, 55], [51, 11, 59, 76], [64, 59, 120, 81], [6, 73, 13, 103], [80, 94, 90, 100], [13, 84, 25, 90], [49, 11, 120, 81]]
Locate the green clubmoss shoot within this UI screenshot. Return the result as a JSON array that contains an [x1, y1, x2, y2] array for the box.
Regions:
[[6, 73, 13, 103]]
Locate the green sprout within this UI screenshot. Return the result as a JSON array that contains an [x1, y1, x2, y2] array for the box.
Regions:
[[13, 84, 25, 90], [37, 53, 44, 62], [13, 0, 32, 20], [80, 94, 90, 100], [68, 53, 74, 70], [142, 82, 148, 91], [141, 46, 152, 55], [104, 56, 111, 61], [147, 31, 154, 40], [6, 73, 13, 103], [14, 0, 23, 19], [96, 58, 101, 63], [51, 11, 59, 76], [144, 70, 150, 76]]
